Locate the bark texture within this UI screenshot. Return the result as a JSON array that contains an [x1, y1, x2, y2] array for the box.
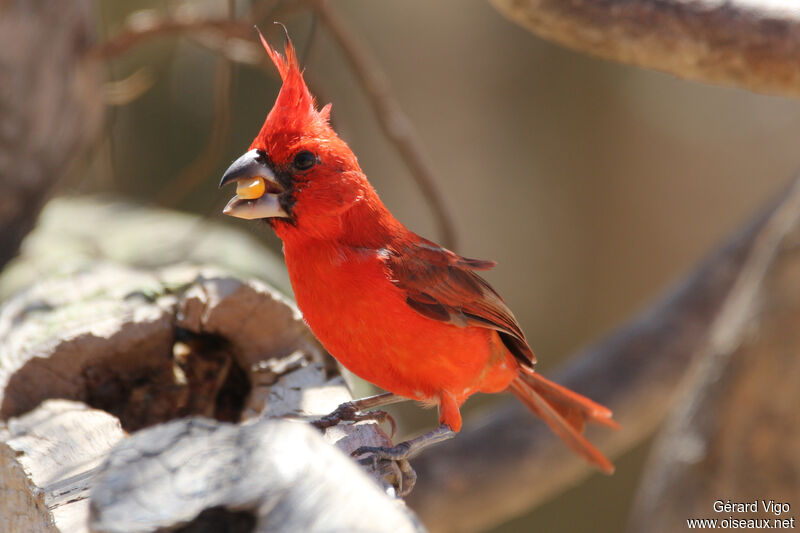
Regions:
[[90, 417, 423, 533]]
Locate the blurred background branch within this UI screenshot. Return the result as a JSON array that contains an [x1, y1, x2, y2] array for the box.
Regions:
[[156, 1, 235, 206], [0, 0, 103, 271], [628, 177, 800, 533], [492, 0, 800, 98], [85, 16, 255, 64]]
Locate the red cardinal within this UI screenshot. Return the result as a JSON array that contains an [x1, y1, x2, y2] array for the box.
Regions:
[[220, 31, 617, 477]]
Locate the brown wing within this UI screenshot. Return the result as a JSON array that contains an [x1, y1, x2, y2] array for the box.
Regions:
[[384, 239, 536, 367]]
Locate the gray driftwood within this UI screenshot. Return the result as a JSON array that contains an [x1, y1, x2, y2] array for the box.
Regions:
[[0, 257, 417, 532]]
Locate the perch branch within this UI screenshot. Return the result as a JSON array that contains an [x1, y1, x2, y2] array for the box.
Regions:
[[491, 0, 800, 98], [408, 176, 800, 532]]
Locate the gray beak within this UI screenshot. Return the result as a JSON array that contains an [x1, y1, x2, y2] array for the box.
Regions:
[[219, 149, 289, 220]]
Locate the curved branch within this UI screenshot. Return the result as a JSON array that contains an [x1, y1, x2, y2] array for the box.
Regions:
[[85, 17, 254, 63], [491, 0, 800, 98], [408, 176, 800, 532]]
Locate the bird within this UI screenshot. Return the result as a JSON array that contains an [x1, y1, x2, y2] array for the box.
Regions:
[[219, 29, 618, 485]]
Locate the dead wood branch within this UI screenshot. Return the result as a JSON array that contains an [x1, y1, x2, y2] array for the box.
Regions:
[[627, 178, 800, 532], [408, 177, 800, 532], [491, 0, 800, 98]]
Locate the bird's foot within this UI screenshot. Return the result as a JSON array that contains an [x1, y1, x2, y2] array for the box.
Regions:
[[355, 451, 417, 497], [311, 392, 405, 435], [353, 441, 412, 462], [351, 424, 455, 497], [312, 403, 396, 435]]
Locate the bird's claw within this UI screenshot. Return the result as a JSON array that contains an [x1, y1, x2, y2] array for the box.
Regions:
[[311, 402, 396, 436], [310, 401, 357, 429], [352, 442, 412, 461], [360, 409, 397, 437], [354, 446, 417, 497]]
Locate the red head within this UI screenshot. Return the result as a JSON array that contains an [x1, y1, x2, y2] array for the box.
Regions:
[[220, 30, 393, 243]]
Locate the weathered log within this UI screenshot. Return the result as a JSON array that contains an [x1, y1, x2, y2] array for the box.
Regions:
[[0, 196, 289, 299], [409, 178, 800, 532], [491, 0, 800, 99], [1, 400, 126, 533], [627, 178, 800, 532], [0, 260, 416, 531], [89, 417, 424, 533]]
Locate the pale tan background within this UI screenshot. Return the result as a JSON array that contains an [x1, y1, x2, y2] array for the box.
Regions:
[[84, 1, 800, 531]]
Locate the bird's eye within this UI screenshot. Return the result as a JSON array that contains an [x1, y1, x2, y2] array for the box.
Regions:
[[293, 150, 317, 171]]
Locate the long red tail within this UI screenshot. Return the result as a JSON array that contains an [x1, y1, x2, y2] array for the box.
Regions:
[[509, 367, 618, 474]]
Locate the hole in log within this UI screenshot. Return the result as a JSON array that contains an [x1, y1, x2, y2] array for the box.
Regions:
[[81, 330, 251, 432], [0, 271, 325, 428], [212, 347, 251, 423], [165, 507, 257, 533]]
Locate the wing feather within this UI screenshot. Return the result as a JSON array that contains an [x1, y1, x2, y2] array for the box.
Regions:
[[384, 239, 536, 366]]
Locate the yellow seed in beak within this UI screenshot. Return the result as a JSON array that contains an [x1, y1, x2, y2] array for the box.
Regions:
[[236, 176, 266, 200]]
